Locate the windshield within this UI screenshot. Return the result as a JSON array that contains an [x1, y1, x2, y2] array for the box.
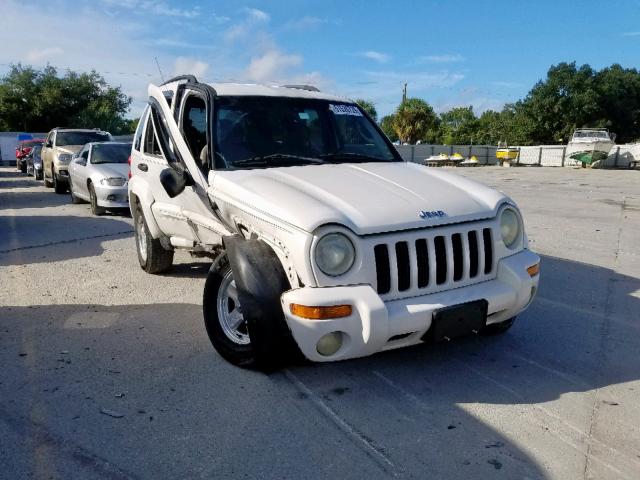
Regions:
[[91, 144, 131, 164], [32, 145, 42, 158], [21, 140, 43, 148], [214, 96, 398, 169], [56, 131, 111, 146]]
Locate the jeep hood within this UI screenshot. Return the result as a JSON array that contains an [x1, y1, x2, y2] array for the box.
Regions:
[[212, 162, 508, 235], [57, 145, 83, 155]]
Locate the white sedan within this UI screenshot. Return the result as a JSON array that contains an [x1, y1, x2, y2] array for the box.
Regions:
[[68, 142, 131, 215]]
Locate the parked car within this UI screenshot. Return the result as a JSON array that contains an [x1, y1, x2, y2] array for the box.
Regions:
[[42, 128, 112, 193], [129, 75, 540, 370], [68, 142, 131, 215], [25, 144, 44, 180], [16, 139, 44, 173]]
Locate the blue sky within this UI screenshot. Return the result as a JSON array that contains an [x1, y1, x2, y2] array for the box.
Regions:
[[1, 0, 639, 118]]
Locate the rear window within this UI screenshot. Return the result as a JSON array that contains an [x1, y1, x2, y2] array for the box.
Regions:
[[91, 144, 131, 164], [56, 131, 112, 146]]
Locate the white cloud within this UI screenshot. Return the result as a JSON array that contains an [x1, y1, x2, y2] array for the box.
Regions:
[[173, 57, 209, 78], [224, 7, 271, 42], [245, 50, 302, 82], [285, 16, 329, 30], [360, 51, 390, 63], [418, 54, 465, 63], [25, 47, 64, 63], [244, 7, 270, 22], [622, 31, 640, 36], [101, 0, 200, 18]]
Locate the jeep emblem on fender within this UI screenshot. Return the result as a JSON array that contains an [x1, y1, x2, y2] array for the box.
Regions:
[[420, 210, 447, 219]]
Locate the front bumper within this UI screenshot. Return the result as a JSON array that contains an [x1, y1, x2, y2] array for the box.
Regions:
[[281, 249, 540, 362], [94, 184, 129, 208]]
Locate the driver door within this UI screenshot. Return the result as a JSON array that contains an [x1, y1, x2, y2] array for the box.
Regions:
[[146, 83, 229, 245]]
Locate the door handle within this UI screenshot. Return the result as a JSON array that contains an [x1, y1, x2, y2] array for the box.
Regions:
[[137, 163, 148, 172]]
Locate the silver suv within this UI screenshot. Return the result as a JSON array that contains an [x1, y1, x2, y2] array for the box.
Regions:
[[42, 128, 112, 193]]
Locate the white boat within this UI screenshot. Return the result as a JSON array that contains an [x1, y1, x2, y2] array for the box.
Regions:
[[566, 129, 615, 166]]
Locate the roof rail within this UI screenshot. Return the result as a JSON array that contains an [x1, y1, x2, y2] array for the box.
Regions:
[[282, 84, 320, 92], [160, 75, 198, 86]]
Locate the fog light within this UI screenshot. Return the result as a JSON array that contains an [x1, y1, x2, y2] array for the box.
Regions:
[[107, 194, 116, 201], [316, 331, 343, 356]]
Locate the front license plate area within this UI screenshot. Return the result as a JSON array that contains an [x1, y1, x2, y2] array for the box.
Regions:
[[430, 300, 488, 342]]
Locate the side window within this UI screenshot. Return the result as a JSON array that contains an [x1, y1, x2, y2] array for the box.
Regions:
[[45, 132, 53, 147], [143, 112, 162, 156], [181, 94, 208, 171], [133, 107, 147, 151]]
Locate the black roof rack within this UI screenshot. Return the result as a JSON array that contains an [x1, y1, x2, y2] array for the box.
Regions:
[[160, 75, 198, 86], [281, 84, 320, 92]]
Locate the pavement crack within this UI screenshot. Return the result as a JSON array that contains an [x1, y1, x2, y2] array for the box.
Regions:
[[0, 230, 133, 254], [282, 369, 398, 477], [582, 196, 626, 479]]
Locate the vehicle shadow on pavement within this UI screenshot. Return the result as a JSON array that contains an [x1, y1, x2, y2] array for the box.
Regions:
[[1, 255, 639, 478], [158, 261, 212, 278], [0, 215, 132, 266], [281, 253, 640, 478], [0, 190, 73, 210], [0, 170, 37, 189]]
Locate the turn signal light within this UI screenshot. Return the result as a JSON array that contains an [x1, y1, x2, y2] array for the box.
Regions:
[[527, 263, 540, 277], [128, 156, 132, 179], [290, 304, 352, 320]]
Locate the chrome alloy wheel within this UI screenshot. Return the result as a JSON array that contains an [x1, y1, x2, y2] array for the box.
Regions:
[[136, 214, 148, 262], [216, 269, 249, 345]]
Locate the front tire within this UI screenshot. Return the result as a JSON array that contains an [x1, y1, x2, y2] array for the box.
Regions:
[[88, 183, 106, 215], [69, 179, 83, 204], [54, 172, 67, 194], [203, 257, 256, 367], [481, 316, 516, 335], [134, 203, 173, 273], [44, 168, 54, 188]]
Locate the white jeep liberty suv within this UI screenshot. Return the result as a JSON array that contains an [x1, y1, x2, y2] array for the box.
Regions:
[[129, 75, 540, 370]]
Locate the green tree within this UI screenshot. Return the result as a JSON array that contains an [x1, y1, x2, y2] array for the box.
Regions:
[[379, 114, 398, 141], [392, 98, 437, 144], [594, 64, 640, 143], [439, 106, 479, 144], [516, 62, 601, 144], [354, 99, 378, 122], [0, 64, 132, 134]]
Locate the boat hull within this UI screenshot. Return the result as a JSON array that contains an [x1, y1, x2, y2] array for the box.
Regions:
[[566, 140, 613, 165]]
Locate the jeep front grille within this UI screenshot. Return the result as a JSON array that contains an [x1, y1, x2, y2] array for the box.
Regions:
[[373, 225, 495, 297]]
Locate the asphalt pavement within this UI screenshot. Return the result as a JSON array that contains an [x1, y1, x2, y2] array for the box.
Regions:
[[1, 165, 639, 479]]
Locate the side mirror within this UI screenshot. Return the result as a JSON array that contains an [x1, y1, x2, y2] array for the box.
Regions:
[[160, 167, 193, 198], [45, 141, 53, 148]]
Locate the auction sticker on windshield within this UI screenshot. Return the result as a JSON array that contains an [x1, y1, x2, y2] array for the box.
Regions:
[[329, 104, 363, 116]]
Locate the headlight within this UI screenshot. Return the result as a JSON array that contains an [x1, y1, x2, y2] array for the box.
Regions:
[[100, 177, 127, 187], [58, 153, 72, 163], [500, 207, 520, 248], [315, 233, 355, 276]]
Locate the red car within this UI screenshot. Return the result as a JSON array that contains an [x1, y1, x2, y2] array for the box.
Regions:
[[16, 139, 44, 173]]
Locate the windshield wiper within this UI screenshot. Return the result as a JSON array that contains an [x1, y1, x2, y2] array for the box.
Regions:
[[231, 153, 325, 168], [318, 152, 387, 163]]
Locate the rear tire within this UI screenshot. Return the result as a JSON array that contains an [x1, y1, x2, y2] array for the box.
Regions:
[[203, 256, 256, 367], [134, 203, 173, 273], [88, 183, 106, 215], [481, 316, 516, 335], [20, 162, 27, 174]]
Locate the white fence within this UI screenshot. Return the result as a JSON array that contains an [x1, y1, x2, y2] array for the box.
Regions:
[[396, 143, 640, 168]]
